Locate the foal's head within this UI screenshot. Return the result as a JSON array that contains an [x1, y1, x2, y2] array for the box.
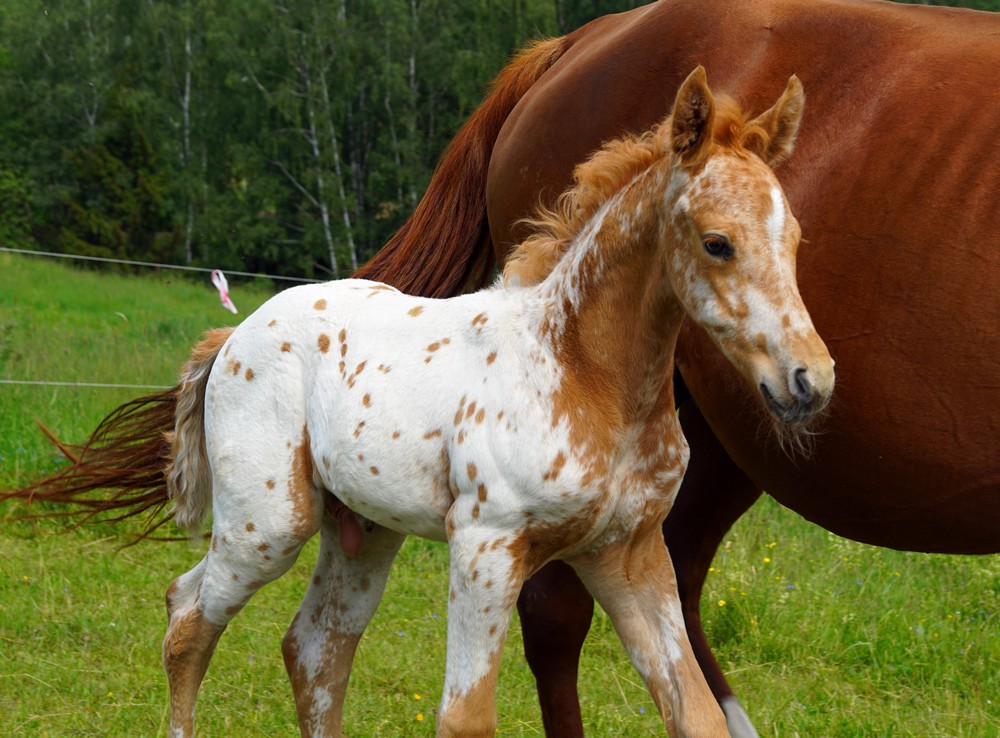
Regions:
[[663, 67, 834, 430], [503, 67, 834, 435]]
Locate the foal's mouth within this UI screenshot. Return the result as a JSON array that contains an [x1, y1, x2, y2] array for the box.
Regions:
[[759, 382, 825, 425]]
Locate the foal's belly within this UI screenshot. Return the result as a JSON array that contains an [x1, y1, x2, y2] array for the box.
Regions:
[[311, 432, 455, 543]]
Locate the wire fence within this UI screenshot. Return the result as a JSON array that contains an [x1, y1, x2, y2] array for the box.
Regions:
[[1, 246, 319, 390], [0, 246, 324, 284]]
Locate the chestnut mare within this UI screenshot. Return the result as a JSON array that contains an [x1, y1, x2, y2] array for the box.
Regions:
[[353, 0, 1000, 735]]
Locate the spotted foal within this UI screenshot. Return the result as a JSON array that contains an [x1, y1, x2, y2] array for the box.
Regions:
[[162, 68, 833, 737]]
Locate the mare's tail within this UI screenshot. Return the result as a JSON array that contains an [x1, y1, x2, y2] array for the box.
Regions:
[[354, 36, 570, 297], [1, 328, 233, 540]]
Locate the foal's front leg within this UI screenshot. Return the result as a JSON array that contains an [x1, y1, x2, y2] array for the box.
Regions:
[[570, 525, 729, 738], [437, 523, 530, 738], [282, 514, 404, 738]]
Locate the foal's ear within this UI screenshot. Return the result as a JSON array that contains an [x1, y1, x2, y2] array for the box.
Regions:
[[670, 66, 715, 170], [749, 75, 805, 167]]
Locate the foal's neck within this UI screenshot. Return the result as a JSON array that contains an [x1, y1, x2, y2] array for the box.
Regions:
[[536, 167, 686, 430]]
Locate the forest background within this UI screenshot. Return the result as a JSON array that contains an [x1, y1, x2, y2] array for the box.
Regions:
[[1, 0, 998, 282]]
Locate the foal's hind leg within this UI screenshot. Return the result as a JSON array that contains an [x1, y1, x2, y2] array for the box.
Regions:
[[570, 525, 728, 738], [282, 513, 404, 737], [163, 438, 325, 737]]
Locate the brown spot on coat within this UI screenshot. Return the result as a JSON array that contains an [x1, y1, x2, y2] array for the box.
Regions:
[[408, 306, 424, 317], [427, 341, 441, 352], [467, 462, 478, 481], [267, 319, 277, 328], [353, 421, 366, 438], [318, 334, 331, 353], [245, 368, 254, 381], [454, 398, 466, 425], [314, 299, 327, 310], [486, 351, 497, 365], [288, 426, 321, 541], [475, 408, 485, 424], [542, 451, 567, 482], [392, 431, 401, 439], [347, 361, 368, 389], [370, 466, 380, 475], [363, 394, 372, 408], [477, 483, 488, 502], [281, 342, 292, 352], [266, 479, 275, 490], [424, 429, 442, 440], [246, 522, 255, 532]]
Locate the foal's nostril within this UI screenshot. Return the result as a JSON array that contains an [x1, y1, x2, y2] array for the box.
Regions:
[[792, 366, 814, 404]]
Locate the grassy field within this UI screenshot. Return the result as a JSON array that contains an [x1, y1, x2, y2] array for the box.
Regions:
[[1, 252, 997, 737]]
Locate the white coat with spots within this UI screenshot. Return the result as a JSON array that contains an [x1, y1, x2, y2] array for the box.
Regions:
[[162, 68, 834, 738]]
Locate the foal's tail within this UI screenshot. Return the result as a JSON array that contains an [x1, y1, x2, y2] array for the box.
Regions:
[[353, 36, 570, 297], [1, 328, 233, 541]]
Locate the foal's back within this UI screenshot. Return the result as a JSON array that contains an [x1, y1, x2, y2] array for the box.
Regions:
[[205, 278, 569, 543]]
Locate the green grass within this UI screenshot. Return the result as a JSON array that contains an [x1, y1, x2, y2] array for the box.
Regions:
[[1, 252, 997, 736]]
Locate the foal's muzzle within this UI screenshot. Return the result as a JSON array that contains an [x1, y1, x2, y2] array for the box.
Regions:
[[760, 364, 833, 425]]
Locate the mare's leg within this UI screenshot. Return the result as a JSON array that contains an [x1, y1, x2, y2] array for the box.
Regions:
[[163, 433, 324, 738], [437, 524, 533, 738], [282, 514, 404, 737], [516, 560, 592, 738], [570, 524, 728, 738], [667, 403, 762, 738]]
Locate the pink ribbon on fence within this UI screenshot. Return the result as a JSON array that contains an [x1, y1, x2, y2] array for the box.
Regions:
[[210, 269, 238, 314]]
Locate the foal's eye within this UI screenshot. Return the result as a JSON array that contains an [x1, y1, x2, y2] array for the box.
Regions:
[[702, 234, 734, 260]]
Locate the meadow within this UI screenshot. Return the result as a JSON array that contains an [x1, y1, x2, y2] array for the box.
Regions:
[[1, 252, 997, 737]]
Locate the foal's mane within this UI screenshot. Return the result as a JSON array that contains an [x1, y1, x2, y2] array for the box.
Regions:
[[502, 95, 770, 287]]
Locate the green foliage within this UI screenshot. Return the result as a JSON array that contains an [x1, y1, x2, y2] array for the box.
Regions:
[[3, 0, 989, 277], [0, 164, 31, 247], [0, 0, 647, 279], [1, 253, 997, 735]]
